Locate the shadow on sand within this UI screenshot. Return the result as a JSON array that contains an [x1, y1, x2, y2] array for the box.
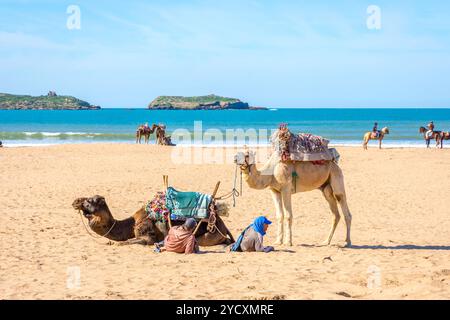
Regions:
[[349, 244, 450, 251], [299, 244, 450, 250]]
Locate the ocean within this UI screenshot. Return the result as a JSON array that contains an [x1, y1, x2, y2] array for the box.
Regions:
[[1, 108, 449, 147]]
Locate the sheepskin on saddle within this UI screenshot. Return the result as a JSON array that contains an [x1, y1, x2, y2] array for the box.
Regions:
[[271, 124, 338, 162]]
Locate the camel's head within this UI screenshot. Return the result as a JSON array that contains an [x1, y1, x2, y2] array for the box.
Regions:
[[234, 150, 256, 171], [72, 195, 109, 221], [382, 127, 390, 134]]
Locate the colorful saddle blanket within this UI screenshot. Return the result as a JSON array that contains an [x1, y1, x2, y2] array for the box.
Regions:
[[165, 187, 211, 220], [271, 128, 334, 162], [145, 192, 170, 222], [145, 187, 212, 222]]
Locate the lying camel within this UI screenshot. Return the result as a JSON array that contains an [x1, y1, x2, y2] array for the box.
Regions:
[[235, 150, 352, 247], [363, 127, 390, 150], [72, 195, 234, 246]]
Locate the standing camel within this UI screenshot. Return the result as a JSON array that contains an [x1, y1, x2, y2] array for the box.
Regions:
[[136, 124, 157, 144], [234, 151, 352, 247], [419, 127, 448, 149], [363, 127, 390, 150]]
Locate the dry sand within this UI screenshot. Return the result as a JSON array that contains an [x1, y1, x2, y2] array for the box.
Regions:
[[0, 144, 449, 299]]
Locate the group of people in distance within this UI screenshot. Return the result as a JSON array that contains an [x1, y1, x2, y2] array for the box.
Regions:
[[154, 216, 274, 255]]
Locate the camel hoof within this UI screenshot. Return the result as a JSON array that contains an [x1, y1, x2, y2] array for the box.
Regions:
[[320, 241, 331, 247], [344, 241, 352, 248], [283, 241, 293, 246], [274, 240, 283, 245]]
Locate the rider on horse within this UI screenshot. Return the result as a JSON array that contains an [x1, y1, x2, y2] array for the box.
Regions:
[[372, 122, 380, 138], [426, 121, 434, 139]]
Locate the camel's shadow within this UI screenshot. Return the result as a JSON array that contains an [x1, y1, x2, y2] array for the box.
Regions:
[[350, 244, 450, 251], [299, 244, 450, 251]]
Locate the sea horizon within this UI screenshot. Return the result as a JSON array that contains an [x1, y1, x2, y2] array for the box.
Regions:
[[1, 108, 449, 148]]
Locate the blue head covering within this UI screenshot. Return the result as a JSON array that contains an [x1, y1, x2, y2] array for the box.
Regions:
[[252, 216, 272, 236]]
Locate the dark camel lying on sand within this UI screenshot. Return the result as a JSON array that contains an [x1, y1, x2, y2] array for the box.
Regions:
[[72, 195, 234, 246]]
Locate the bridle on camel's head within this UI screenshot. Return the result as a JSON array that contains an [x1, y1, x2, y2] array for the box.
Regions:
[[234, 151, 255, 172]]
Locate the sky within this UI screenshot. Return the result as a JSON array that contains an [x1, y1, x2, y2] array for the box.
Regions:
[[1, 0, 450, 108]]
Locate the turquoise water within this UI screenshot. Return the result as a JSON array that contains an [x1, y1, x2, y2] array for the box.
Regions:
[[1, 108, 449, 147]]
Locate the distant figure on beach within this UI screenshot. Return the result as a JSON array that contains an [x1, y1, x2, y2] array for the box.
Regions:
[[0, 141, 3, 148], [426, 121, 434, 138], [372, 122, 379, 138], [135, 123, 157, 144], [363, 123, 390, 150], [154, 218, 199, 254], [419, 121, 449, 148], [230, 216, 274, 253]]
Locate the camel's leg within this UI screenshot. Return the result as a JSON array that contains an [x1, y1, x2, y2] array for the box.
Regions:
[[270, 188, 284, 245], [320, 184, 340, 246], [280, 186, 293, 246], [329, 164, 352, 247], [379, 138, 382, 149]]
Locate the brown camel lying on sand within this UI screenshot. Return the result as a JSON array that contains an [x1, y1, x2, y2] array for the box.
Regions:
[[72, 195, 234, 246]]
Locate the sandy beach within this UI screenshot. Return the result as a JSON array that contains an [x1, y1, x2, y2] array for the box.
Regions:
[[0, 143, 449, 300]]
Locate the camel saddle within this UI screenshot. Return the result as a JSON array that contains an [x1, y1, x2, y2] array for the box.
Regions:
[[271, 126, 335, 162], [145, 188, 212, 222], [164, 187, 212, 220]]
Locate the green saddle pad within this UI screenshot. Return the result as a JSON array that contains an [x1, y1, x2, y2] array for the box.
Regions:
[[165, 187, 212, 219]]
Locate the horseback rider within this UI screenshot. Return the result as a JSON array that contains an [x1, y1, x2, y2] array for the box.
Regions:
[[426, 121, 434, 139], [372, 122, 380, 138]]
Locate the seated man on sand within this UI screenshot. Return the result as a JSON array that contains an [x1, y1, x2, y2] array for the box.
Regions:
[[230, 216, 274, 253], [155, 218, 199, 254]]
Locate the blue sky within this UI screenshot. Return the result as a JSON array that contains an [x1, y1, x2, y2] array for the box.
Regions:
[[1, 0, 449, 108]]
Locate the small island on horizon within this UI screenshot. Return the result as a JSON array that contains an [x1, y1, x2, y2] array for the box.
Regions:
[[148, 94, 267, 110], [0, 92, 267, 110], [0, 92, 100, 110]]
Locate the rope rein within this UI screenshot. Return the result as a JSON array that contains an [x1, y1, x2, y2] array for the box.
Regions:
[[214, 164, 241, 207], [78, 210, 117, 241]]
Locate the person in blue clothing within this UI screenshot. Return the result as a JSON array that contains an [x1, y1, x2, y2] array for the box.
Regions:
[[230, 216, 274, 253]]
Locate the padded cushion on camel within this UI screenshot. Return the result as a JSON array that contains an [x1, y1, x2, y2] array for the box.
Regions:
[[271, 129, 334, 161], [165, 187, 211, 220]]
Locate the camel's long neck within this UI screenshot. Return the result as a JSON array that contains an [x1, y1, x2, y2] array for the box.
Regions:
[[89, 207, 135, 241], [242, 164, 272, 190]]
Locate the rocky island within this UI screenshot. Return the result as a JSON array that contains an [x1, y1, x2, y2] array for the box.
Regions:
[[148, 94, 266, 110], [0, 92, 100, 110]]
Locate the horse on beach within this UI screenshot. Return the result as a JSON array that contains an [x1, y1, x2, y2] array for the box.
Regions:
[[363, 127, 390, 150], [419, 126, 449, 148]]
